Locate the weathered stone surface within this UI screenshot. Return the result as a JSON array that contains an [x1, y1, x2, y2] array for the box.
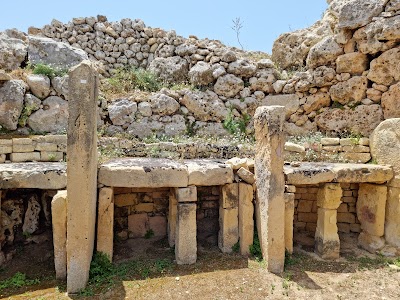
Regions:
[[313, 66, 336, 87], [221, 183, 239, 209], [284, 162, 393, 185], [214, 74, 244, 97], [0, 70, 11, 81], [357, 184, 387, 237], [227, 59, 257, 77], [28, 96, 68, 133], [317, 183, 342, 210], [186, 159, 233, 186], [148, 216, 167, 237], [168, 191, 178, 247], [226, 157, 248, 170], [175, 203, 197, 264], [99, 158, 188, 188], [284, 193, 294, 254], [188, 61, 213, 85], [97, 187, 114, 261], [337, 0, 386, 30], [303, 92, 331, 114], [254, 105, 285, 274], [0, 162, 66, 189], [66, 61, 98, 293], [108, 99, 137, 126], [180, 90, 228, 122], [28, 36, 88, 68], [237, 167, 255, 184], [381, 83, 400, 119], [315, 105, 384, 136], [218, 207, 239, 253], [0, 80, 25, 130], [358, 232, 385, 253], [0, 30, 27, 71], [22, 194, 41, 234], [128, 213, 148, 238], [385, 185, 400, 247], [148, 56, 188, 83], [174, 186, 197, 203], [261, 94, 299, 120], [315, 208, 340, 259], [149, 93, 179, 116], [52, 190, 67, 280], [336, 53, 368, 75], [306, 36, 343, 69], [370, 118, 400, 174], [329, 76, 368, 104], [52, 75, 69, 99], [239, 183, 254, 255], [367, 47, 400, 86], [26, 74, 51, 99], [354, 15, 400, 54]]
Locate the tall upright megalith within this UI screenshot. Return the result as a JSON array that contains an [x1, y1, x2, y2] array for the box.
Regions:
[[66, 60, 98, 293], [254, 105, 286, 274]]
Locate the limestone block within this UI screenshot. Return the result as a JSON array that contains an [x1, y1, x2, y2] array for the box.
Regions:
[[114, 193, 138, 207], [357, 184, 387, 237], [260, 94, 299, 120], [186, 159, 233, 186], [0, 140, 12, 154], [226, 157, 248, 170], [218, 207, 239, 253], [22, 194, 41, 234], [220, 183, 239, 209], [385, 186, 400, 247], [336, 53, 368, 75], [97, 188, 114, 261], [315, 208, 340, 259], [35, 142, 58, 152], [297, 200, 313, 213], [40, 151, 63, 162], [237, 167, 255, 184], [135, 203, 154, 213], [128, 213, 148, 238], [338, 153, 371, 164], [175, 203, 197, 264], [0, 154, 5, 163], [284, 193, 295, 254], [358, 232, 385, 253], [12, 138, 34, 152], [329, 76, 368, 105], [10, 152, 40, 162], [238, 183, 254, 255], [148, 216, 167, 237], [168, 190, 178, 247], [321, 138, 340, 146], [337, 212, 356, 224], [317, 183, 342, 209], [51, 190, 67, 280], [175, 186, 197, 203]]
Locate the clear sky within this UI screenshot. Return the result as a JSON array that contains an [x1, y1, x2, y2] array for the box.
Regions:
[[0, 0, 328, 53]]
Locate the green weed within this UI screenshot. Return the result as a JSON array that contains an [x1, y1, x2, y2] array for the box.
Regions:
[[232, 241, 240, 253], [144, 229, 155, 239], [107, 67, 162, 93], [0, 272, 40, 291], [249, 229, 262, 259], [32, 63, 68, 79], [223, 109, 250, 136]]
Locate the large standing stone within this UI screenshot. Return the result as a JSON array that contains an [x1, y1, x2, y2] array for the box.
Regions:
[[284, 193, 295, 254], [386, 181, 400, 247], [254, 105, 285, 273], [97, 187, 114, 261], [168, 190, 178, 247], [52, 190, 67, 280], [175, 203, 197, 264], [219, 183, 239, 253], [66, 61, 98, 293], [239, 183, 254, 255], [0, 80, 25, 130]]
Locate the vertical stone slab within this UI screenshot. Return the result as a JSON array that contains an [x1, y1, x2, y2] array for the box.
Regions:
[[284, 193, 295, 254], [386, 178, 400, 247], [219, 206, 239, 253], [66, 61, 98, 293], [254, 105, 285, 273], [97, 187, 114, 261], [51, 190, 67, 280], [238, 183, 254, 255], [168, 190, 178, 247], [175, 203, 197, 264], [315, 183, 342, 259]]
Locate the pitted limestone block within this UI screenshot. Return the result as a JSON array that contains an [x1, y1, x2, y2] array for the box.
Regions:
[[239, 183, 254, 255], [284, 193, 295, 254], [385, 186, 400, 247], [10, 152, 40, 163], [97, 187, 114, 261], [176, 203, 197, 264], [315, 208, 340, 259], [317, 183, 342, 210], [12, 138, 34, 153], [358, 232, 385, 253], [357, 184, 387, 237], [52, 190, 67, 280], [175, 186, 197, 203], [218, 207, 239, 253], [221, 183, 239, 209], [185, 159, 233, 186]]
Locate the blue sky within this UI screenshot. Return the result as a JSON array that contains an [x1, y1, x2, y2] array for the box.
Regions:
[[0, 0, 328, 53]]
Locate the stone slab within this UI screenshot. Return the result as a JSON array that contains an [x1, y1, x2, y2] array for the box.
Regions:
[[185, 159, 234, 186], [97, 187, 114, 261], [0, 162, 66, 189], [52, 190, 67, 280], [175, 203, 197, 264]]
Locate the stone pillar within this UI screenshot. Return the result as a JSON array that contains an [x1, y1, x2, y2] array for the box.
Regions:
[[254, 105, 285, 273], [175, 186, 197, 264], [315, 183, 342, 259], [97, 187, 114, 261], [284, 193, 295, 254], [52, 190, 67, 280], [219, 183, 239, 253], [386, 177, 400, 247], [66, 61, 99, 293], [238, 183, 254, 255], [168, 189, 178, 247]]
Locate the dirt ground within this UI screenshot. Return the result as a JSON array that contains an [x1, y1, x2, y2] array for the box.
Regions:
[[0, 233, 399, 300]]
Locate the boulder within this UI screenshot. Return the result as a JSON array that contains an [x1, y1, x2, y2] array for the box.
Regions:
[[368, 47, 400, 86], [227, 59, 257, 77], [337, 0, 386, 30], [313, 66, 336, 87], [381, 83, 400, 119], [315, 104, 384, 136], [52, 75, 69, 99], [108, 99, 137, 126], [0, 80, 26, 130], [28, 36, 88, 68], [260, 94, 299, 119], [0, 30, 27, 71], [180, 90, 228, 122], [148, 56, 188, 83], [303, 92, 331, 114], [26, 74, 51, 99], [336, 53, 368, 75], [329, 76, 368, 104], [28, 96, 68, 133], [188, 62, 213, 86], [354, 15, 400, 54], [213, 74, 244, 97], [306, 36, 343, 69], [149, 93, 180, 116]]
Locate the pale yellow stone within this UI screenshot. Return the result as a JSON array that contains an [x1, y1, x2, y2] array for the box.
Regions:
[[284, 193, 295, 254], [35, 142, 58, 152], [237, 167, 255, 184], [175, 203, 197, 264], [385, 187, 400, 247], [168, 190, 178, 247], [357, 184, 387, 237], [97, 188, 114, 261], [315, 208, 340, 259], [51, 190, 67, 280], [358, 232, 385, 253], [238, 183, 254, 255], [0, 145, 12, 154], [174, 185, 197, 203], [218, 207, 239, 253], [220, 183, 239, 209], [10, 152, 40, 162], [40, 151, 63, 162], [317, 183, 342, 209], [12, 138, 34, 153]]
